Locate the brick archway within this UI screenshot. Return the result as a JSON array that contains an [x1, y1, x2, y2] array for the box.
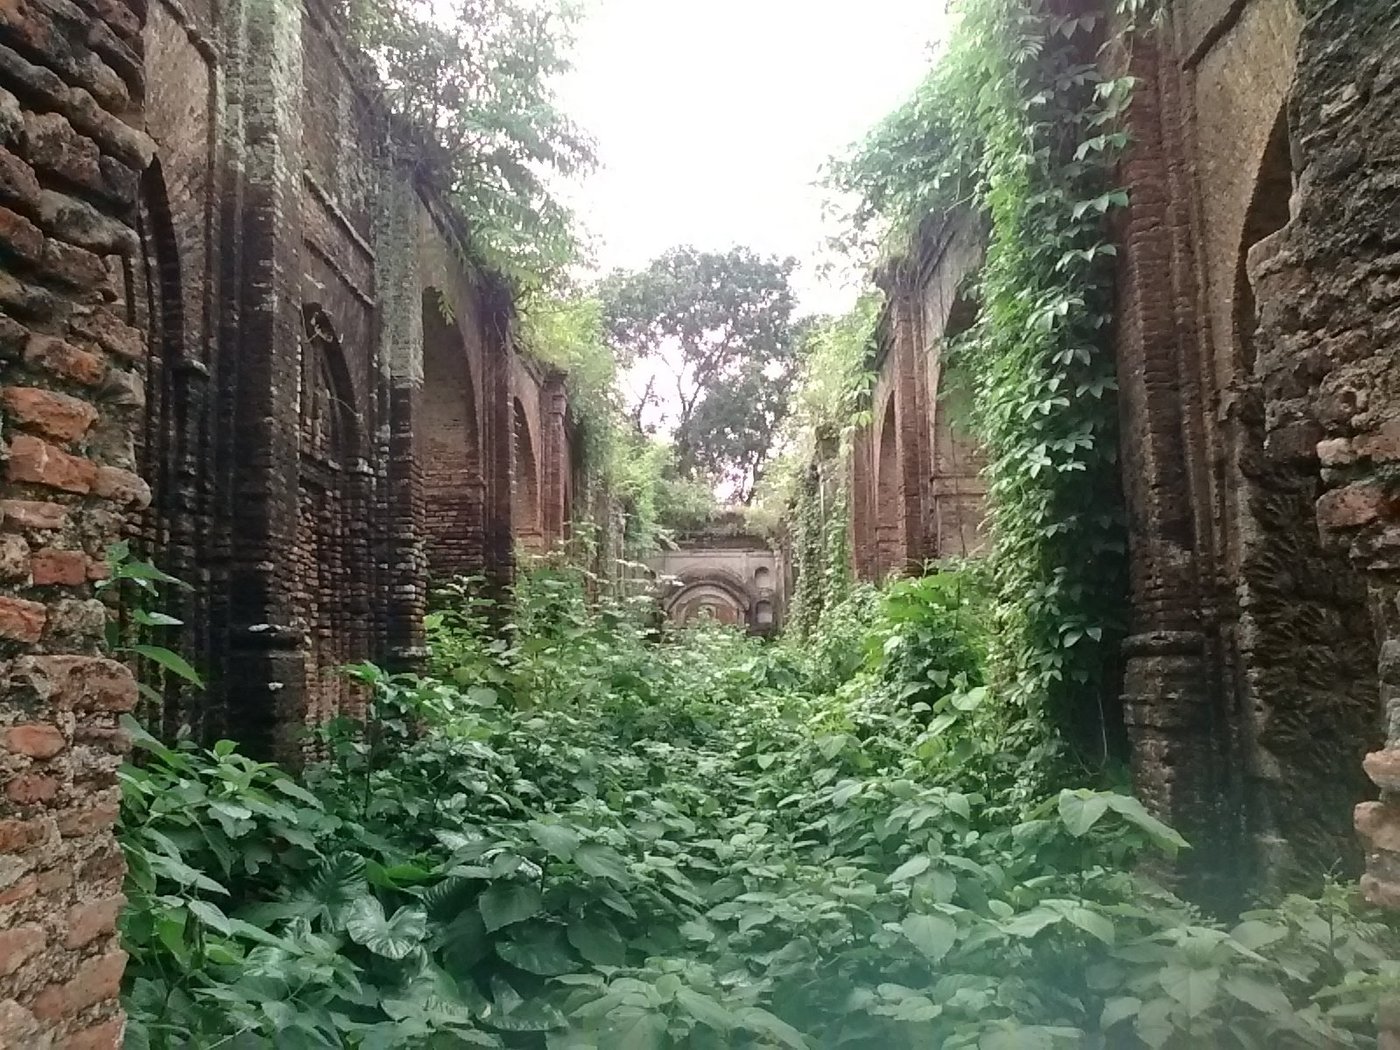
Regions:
[[418, 291, 484, 579], [512, 397, 542, 552], [875, 399, 903, 578]]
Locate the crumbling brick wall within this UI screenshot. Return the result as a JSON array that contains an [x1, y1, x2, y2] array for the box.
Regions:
[[1239, 0, 1400, 921], [0, 0, 151, 1040], [1112, 0, 1387, 907]]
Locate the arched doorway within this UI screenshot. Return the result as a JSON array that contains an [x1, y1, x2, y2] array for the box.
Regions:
[[1229, 108, 1379, 889], [417, 291, 484, 579], [298, 306, 369, 733], [513, 398, 542, 553], [875, 401, 903, 578]]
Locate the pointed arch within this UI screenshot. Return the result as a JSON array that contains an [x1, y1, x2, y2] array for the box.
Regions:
[[298, 305, 368, 733], [418, 290, 484, 578], [875, 399, 903, 578], [513, 397, 542, 552]]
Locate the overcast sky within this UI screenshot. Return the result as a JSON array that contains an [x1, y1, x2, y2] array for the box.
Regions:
[[557, 0, 949, 316]]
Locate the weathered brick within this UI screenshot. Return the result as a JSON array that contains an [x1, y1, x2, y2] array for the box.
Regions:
[[6, 773, 59, 804], [68, 307, 139, 361], [2, 386, 98, 441], [55, 798, 117, 838], [1356, 419, 1400, 463], [0, 874, 38, 906], [24, 334, 105, 386], [9, 654, 138, 712], [4, 723, 67, 758], [38, 238, 105, 289], [0, 530, 28, 578], [61, 1017, 124, 1050], [64, 893, 123, 948], [0, 593, 45, 641], [0, 817, 48, 852], [91, 464, 147, 507], [1316, 481, 1391, 531], [0, 924, 45, 976], [0, 144, 40, 214], [1366, 749, 1400, 792], [0, 202, 42, 261], [5, 434, 97, 493], [31, 950, 126, 1020], [23, 111, 103, 194], [37, 189, 137, 256], [30, 546, 87, 585], [1, 497, 70, 530]]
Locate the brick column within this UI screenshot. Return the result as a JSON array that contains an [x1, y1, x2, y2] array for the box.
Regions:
[[221, 0, 307, 759], [0, 0, 152, 1040]]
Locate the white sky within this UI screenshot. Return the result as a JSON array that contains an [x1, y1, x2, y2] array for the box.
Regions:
[[558, 0, 949, 317]]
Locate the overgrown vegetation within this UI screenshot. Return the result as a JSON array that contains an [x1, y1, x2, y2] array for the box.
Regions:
[[816, 0, 1146, 762], [120, 566, 1398, 1048]]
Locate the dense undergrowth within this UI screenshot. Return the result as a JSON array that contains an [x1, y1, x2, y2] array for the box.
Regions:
[[119, 567, 1397, 1049]]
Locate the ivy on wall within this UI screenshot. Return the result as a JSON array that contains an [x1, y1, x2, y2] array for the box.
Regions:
[[828, 0, 1157, 765]]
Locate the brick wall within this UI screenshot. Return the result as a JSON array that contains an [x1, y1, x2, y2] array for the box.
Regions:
[[1112, 0, 1387, 907], [0, 0, 151, 1040]]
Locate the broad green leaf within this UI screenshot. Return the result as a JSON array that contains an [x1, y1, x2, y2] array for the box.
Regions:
[[1160, 963, 1219, 1017], [345, 897, 427, 959], [567, 915, 627, 966], [602, 1007, 667, 1050], [528, 821, 580, 861], [1223, 974, 1293, 1016], [901, 912, 956, 963], [574, 844, 631, 885], [889, 855, 931, 883], [479, 882, 542, 932], [738, 1007, 807, 1048], [1057, 791, 1109, 837], [496, 925, 576, 975], [676, 987, 737, 1031]]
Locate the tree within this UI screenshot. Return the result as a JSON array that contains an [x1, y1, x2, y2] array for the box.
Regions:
[[349, 0, 596, 289], [600, 247, 800, 503]]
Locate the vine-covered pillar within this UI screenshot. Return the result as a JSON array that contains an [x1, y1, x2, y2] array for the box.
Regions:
[[0, 0, 155, 1039], [1244, 0, 1400, 991], [890, 278, 931, 573]]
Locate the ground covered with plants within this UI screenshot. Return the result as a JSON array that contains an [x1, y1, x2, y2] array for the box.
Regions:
[[118, 567, 1397, 1049]]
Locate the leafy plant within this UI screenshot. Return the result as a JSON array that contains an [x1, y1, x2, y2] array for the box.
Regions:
[[120, 565, 1399, 1048]]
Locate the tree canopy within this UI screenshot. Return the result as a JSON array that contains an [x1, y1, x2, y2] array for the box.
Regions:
[[600, 246, 800, 503]]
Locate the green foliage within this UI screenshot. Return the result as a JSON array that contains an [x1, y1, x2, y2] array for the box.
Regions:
[[829, 0, 1144, 761], [348, 0, 594, 290], [121, 568, 1399, 1048], [601, 246, 802, 503]]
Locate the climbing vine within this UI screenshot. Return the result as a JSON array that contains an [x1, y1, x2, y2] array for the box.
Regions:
[[830, 0, 1153, 764]]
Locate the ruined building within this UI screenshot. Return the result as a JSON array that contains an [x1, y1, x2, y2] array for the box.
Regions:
[[648, 512, 786, 635], [842, 0, 1400, 912], [0, 0, 585, 1039], [0, 0, 1398, 1042]]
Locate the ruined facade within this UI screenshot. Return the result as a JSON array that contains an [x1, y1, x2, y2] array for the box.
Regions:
[[650, 514, 786, 635], [0, 0, 581, 1038], [848, 211, 989, 582], [844, 0, 1400, 914], [1112, 0, 1396, 908]]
